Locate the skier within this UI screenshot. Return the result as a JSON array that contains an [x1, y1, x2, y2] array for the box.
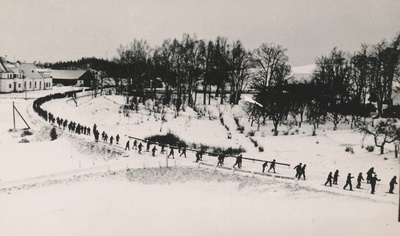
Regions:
[[125, 140, 130, 150], [87, 127, 91, 136], [366, 167, 375, 183], [115, 134, 120, 144], [370, 174, 381, 194], [146, 141, 151, 152], [217, 153, 225, 166], [343, 173, 354, 191], [268, 159, 276, 173], [388, 176, 397, 194], [167, 147, 175, 159], [94, 130, 99, 142], [298, 164, 306, 180], [294, 163, 302, 178], [195, 151, 203, 163], [179, 147, 187, 158], [262, 161, 268, 173], [333, 170, 339, 185], [160, 143, 166, 154], [152, 146, 158, 157], [233, 154, 243, 169], [138, 142, 143, 154], [133, 140, 138, 150], [356, 172, 364, 189], [110, 136, 114, 145], [325, 172, 333, 187]]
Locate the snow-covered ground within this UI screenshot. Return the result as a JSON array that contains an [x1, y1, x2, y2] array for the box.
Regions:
[[0, 88, 399, 236]]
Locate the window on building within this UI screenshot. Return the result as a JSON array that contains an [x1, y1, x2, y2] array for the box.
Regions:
[[34, 81, 36, 88], [18, 84, 21, 88], [24, 81, 26, 89], [9, 84, 12, 89], [39, 81, 42, 89], [29, 81, 31, 88]]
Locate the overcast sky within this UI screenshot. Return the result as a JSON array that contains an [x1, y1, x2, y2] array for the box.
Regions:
[[2, 0, 399, 66]]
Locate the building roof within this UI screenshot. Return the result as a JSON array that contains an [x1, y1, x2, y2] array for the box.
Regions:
[[18, 63, 43, 79], [0, 57, 15, 73], [50, 70, 87, 80]]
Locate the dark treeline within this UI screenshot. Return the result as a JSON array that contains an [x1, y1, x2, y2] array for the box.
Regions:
[[42, 33, 400, 136]]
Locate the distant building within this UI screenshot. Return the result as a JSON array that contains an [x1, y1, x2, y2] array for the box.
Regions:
[[50, 69, 94, 87], [0, 57, 53, 93]]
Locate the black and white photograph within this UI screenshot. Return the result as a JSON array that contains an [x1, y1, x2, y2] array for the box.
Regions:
[[1, 0, 400, 235]]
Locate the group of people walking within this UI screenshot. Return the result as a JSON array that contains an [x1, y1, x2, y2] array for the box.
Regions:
[[293, 163, 307, 180], [47, 116, 398, 196], [324, 167, 398, 194]]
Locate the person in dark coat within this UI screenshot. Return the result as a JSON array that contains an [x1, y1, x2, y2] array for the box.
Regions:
[[138, 142, 143, 154], [146, 141, 151, 152], [167, 147, 175, 159], [195, 151, 203, 163], [262, 161, 268, 173], [217, 153, 225, 166], [233, 154, 243, 169], [299, 164, 307, 180], [152, 146, 157, 157], [125, 140, 130, 150], [333, 170, 339, 185], [389, 176, 397, 194], [356, 172, 364, 188], [160, 143, 166, 154], [87, 127, 91, 136], [343, 173, 354, 191], [133, 140, 138, 150], [115, 134, 120, 144], [325, 172, 333, 186], [110, 136, 114, 145], [294, 163, 302, 178], [366, 167, 375, 183], [268, 159, 276, 173], [370, 174, 381, 194], [179, 147, 187, 158]]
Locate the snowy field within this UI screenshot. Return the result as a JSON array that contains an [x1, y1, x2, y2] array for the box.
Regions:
[[0, 88, 399, 236]]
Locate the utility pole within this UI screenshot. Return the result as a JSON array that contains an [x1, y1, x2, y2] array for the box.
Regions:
[[13, 101, 15, 130]]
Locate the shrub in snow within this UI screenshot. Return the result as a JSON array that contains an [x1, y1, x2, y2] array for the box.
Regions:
[[19, 138, 30, 143], [247, 130, 255, 137], [237, 126, 245, 133], [258, 146, 264, 152], [50, 127, 58, 141], [345, 145, 354, 154], [21, 129, 33, 137], [366, 145, 375, 152]]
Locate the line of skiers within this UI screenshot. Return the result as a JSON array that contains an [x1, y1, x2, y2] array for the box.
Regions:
[[324, 167, 398, 194], [53, 121, 399, 195], [47, 113, 93, 136]]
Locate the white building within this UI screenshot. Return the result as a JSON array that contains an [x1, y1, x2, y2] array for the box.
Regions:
[[0, 57, 52, 93]]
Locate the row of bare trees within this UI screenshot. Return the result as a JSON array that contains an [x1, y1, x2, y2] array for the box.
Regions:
[[111, 34, 296, 114]]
